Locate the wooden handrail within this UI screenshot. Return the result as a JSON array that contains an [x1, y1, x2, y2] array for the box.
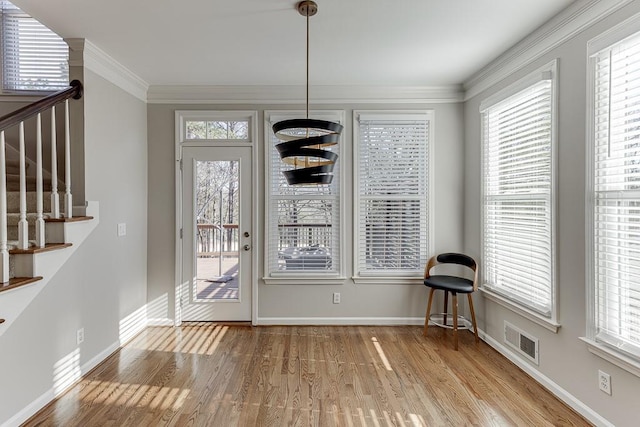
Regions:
[[0, 80, 83, 132]]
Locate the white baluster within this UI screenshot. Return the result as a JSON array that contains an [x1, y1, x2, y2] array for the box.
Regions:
[[64, 99, 72, 218], [35, 113, 45, 248], [0, 131, 8, 282], [50, 106, 60, 218], [18, 122, 28, 250]]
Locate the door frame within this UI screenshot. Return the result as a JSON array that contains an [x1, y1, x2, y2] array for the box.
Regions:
[[174, 110, 259, 325]]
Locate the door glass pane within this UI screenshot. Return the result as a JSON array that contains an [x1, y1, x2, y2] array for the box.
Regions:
[[194, 160, 239, 300]]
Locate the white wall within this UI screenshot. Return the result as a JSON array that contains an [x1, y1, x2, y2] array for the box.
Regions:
[[147, 102, 464, 323], [0, 69, 148, 425], [463, 3, 640, 426]]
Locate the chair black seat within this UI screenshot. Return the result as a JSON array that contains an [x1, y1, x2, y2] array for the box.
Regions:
[[424, 275, 474, 294]]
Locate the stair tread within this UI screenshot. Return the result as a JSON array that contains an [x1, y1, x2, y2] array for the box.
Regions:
[[9, 242, 72, 255], [46, 216, 93, 223], [0, 276, 43, 293]]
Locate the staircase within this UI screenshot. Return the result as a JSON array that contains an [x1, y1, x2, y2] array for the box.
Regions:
[[0, 80, 97, 336]]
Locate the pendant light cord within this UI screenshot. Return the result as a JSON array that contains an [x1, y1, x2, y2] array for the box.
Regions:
[[306, 10, 310, 120]]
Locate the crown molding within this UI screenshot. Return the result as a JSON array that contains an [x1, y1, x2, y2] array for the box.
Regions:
[[66, 38, 149, 102], [146, 84, 464, 104], [463, 0, 634, 101]]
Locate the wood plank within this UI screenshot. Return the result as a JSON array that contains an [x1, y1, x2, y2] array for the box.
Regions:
[[23, 325, 591, 426]]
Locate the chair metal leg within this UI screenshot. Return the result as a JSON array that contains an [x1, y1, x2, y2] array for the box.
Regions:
[[452, 292, 458, 351], [442, 291, 449, 328], [423, 288, 435, 336], [467, 293, 479, 344]]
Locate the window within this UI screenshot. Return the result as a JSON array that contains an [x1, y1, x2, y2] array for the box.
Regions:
[[264, 111, 343, 282], [354, 112, 431, 280], [481, 61, 556, 321], [178, 111, 254, 143], [588, 27, 640, 361], [1, 0, 68, 92], [185, 120, 249, 140]]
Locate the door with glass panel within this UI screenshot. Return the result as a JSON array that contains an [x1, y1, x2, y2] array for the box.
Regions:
[[181, 146, 252, 321]]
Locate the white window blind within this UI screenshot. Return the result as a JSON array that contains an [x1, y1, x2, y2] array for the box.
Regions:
[[590, 31, 640, 359], [265, 113, 341, 277], [1, 0, 68, 91], [355, 113, 429, 276], [482, 74, 555, 316]]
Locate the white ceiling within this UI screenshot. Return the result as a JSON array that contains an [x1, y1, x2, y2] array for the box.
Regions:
[[13, 0, 575, 87]]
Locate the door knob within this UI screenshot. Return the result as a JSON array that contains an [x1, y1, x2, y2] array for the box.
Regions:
[[244, 231, 250, 238], [243, 244, 251, 251]]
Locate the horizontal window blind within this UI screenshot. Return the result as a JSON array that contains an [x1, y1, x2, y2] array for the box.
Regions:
[[1, 0, 68, 91], [592, 31, 640, 358], [356, 115, 429, 275], [482, 77, 554, 316], [266, 113, 340, 276]]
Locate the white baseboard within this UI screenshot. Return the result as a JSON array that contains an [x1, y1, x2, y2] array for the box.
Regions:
[[2, 341, 120, 427], [479, 329, 614, 427], [256, 317, 425, 326]]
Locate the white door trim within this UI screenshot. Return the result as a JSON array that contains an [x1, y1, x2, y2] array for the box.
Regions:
[[174, 110, 258, 325]]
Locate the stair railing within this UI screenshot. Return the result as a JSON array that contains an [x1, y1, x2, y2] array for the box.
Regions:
[[0, 80, 83, 281]]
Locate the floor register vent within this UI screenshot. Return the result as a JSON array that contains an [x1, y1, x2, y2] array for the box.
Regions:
[[504, 321, 539, 365]]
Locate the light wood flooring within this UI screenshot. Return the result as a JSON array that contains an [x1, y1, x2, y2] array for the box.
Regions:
[[25, 324, 590, 426]]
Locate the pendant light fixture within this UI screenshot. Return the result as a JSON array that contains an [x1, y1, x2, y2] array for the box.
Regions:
[[273, 0, 343, 185]]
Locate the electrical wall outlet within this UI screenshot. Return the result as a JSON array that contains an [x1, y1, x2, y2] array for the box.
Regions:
[[598, 370, 611, 395], [76, 328, 85, 345], [333, 292, 341, 304], [117, 223, 127, 237]]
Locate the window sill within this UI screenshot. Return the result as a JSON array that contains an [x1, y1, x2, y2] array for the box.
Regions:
[[580, 337, 640, 378], [262, 276, 347, 285], [480, 288, 560, 333], [352, 276, 424, 285]]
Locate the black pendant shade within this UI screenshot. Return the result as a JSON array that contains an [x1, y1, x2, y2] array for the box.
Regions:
[[273, 118, 343, 185], [273, 1, 342, 186]]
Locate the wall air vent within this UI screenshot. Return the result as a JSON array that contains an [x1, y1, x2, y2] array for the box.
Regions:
[[504, 321, 539, 365]]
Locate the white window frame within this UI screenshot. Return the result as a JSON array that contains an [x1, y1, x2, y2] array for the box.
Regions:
[[263, 110, 346, 285], [584, 13, 640, 378], [480, 60, 559, 332], [352, 110, 433, 285], [0, 0, 69, 93]]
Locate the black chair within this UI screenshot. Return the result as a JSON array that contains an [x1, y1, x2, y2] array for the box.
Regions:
[[423, 253, 479, 350]]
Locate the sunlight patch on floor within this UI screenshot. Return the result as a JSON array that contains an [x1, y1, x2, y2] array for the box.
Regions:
[[371, 337, 393, 371], [77, 379, 191, 410]]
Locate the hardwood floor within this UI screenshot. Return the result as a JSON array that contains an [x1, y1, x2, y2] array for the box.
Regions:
[[25, 324, 590, 426]]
